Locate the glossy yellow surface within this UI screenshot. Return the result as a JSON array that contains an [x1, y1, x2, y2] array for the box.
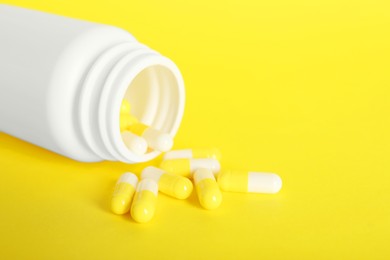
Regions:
[[111, 182, 136, 214], [159, 159, 191, 177], [159, 174, 193, 199], [131, 190, 157, 223], [217, 171, 248, 192], [1, 0, 390, 258]]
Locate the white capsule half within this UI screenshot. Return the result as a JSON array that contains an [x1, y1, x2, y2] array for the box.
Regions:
[[163, 148, 221, 160], [248, 172, 282, 194], [143, 127, 173, 152], [217, 171, 282, 194], [141, 166, 165, 182], [163, 149, 193, 160], [136, 178, 159, 195], [121, 131, 148, 155], [190, 159, 220, 174]]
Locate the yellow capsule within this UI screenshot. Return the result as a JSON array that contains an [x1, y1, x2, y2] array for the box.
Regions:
[[193, 168, 222, 210], [129, 122, 173, 152], [141, 166, 193, 199], [217, 171, 282, 194], [163, 148, 221, 161], [111, 172, 138, 215], [160, 158, 220, 178], [120, 99, 131, 115], [131, 179, 158, 223]]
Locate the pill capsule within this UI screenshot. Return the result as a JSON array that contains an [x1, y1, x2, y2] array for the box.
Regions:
[[141, 166, 193, 199], [111, 172, 138, 215], [121, 131, 148, 155], [163, 148, 221, 161], [131, 179, 158, 223], [217, 171, 282, 194], [129, 122, 173, 152], [160, 158, 220, 178], [120, 99, 131, 115], [193, 168, 222, 210]]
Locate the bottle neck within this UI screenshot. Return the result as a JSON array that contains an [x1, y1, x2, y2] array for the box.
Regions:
[[78, 41, 185, 163]]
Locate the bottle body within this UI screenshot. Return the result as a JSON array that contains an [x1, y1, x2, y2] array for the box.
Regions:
[[0, 5, 185, 163]]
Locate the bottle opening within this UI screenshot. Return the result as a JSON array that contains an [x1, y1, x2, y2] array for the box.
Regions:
[[79, 42, 184, 163], [107, 56, 185, 163]]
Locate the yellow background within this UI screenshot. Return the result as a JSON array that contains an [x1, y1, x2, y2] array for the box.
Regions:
[[1, 0, 389, 259]]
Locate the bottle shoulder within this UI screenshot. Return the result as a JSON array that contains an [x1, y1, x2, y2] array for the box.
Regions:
[[45, 26, 136, 162]]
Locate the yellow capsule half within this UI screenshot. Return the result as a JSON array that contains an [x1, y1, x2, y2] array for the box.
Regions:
[[120, 113, 139, 132], [131, 179, 158, 223], [160, 158, 220, 178], [141, 166, 193, 199], [111, 172, 138, 215], [193, 168, 222, 210], [163, 148, 221, 161]]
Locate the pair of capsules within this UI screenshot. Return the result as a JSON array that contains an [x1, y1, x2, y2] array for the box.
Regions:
[[160, 149, 223, 210], [111, 166, 194, 223], [112, 148, 282, 223], [160, 149, 282, 207], [111, 169, 189, 223], [120, 100, 173, 155]]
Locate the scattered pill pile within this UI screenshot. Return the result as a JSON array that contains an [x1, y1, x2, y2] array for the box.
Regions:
[[112, 100, 283, 223]]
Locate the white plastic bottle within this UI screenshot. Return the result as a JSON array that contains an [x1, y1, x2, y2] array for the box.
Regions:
[[0, 5, 185, 163]]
